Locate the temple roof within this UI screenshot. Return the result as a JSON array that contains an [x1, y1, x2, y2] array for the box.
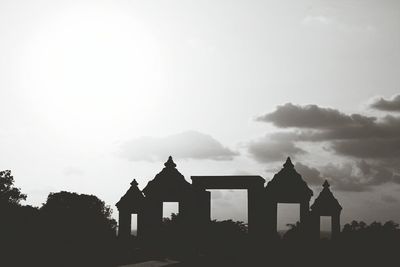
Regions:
[[116, 179, 145, 212], [142, 156, 193, 200], [265, 157, 313, 202], [311, 180, 342, 214]]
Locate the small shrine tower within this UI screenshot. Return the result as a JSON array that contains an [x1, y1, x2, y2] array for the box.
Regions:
[[116, 179, 145, 238], [310, 180, 342, 239]]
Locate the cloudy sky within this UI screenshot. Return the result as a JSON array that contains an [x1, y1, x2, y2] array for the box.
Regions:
[[1, 0, 399, 228]]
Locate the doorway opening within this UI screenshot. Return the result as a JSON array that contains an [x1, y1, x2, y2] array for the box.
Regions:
[[163, 202, 179, 220], [277, 203, 300, 236], [209, 190, 248, 223], [131, 214, 137, 236], [320, 216, 332, 239]]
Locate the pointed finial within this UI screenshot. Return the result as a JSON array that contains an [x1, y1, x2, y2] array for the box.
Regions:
[[164, 156, 177, 168], [130, 179, 138, 186], [283, 157, 294, 168], [323, 180, 330, 188]]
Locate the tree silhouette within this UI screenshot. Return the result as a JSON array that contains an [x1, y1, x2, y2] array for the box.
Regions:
[[0, 170, 41, 266], [282, 221, 302, 241], [39, 191, 117, 266], [0, 170, 26, 207], [41, 191, 116, 232], [340, 218, 400, 259]]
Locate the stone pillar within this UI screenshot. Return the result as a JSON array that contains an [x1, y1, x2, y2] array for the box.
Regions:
[[248, 186, 267, 239], [193, 189, 210, 223], [118, 211, 131, 238], [247, 188, 256, 236], [192, 190, 211, 249], [136, 213, 143, 238], [314, 214, 321, 240], [264, 200, 277, 239], [203, 191, 211, 222], [300, 201, 309, 224], [141, 200, 163, 243], [299, 201, 311, 239], [332, 213, 341, 239]]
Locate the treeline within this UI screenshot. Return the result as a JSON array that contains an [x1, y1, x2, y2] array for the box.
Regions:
[[281, 219, 400, 242], [157, 214, 400, 267], [0, 170, 119, 267], [342, 220, 400, 240]]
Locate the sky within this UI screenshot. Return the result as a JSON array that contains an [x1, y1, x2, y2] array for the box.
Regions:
[[0, 0, 399, 229]]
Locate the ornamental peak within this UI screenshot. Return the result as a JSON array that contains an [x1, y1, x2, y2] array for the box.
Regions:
[[164, 156, 177, 168]]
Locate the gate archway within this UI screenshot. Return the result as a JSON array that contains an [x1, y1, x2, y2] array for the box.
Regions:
[[191, 175, 266, 237], [264, 158, 313, 237]]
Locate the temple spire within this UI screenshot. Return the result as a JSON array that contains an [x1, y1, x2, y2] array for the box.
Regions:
[[130, 179, 138, 186], [283, 157, 294, 168], [164, 156, 177, 168]]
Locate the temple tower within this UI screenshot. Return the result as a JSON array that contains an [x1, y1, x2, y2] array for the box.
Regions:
[[310, 180, 342, 240]]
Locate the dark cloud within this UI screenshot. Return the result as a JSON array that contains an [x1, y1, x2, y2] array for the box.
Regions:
[[370, 94, 400, 112], [332, 138, 400, 159], [381, 195, 398, 203], [392, 173, 400, 184], [120, 130, 238, 162], [257, 103, 358, 129], [321, 163, 371, 192], [247, 135, 305, 163], [290, 161, 376, 192], [258, 104, 400, 160], [301, 115, 400, 141], [294, 162, 325, 186], [356, 159, 398, 187], [253, 102, 400, 191], [258, 103, 400, 140], [293, 161, 370, 192], [294, 158, 398, 192]]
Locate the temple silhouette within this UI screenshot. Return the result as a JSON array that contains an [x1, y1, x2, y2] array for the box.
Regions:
[[116, 156, 342, 244], [3, 156, 399, 267]]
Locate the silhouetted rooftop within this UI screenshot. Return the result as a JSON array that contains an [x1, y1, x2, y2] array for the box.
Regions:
[[142, 156, 193, 200], [311, 180, 342, 213], [116, 179, 145, 212], [265, 157, 313, 201]]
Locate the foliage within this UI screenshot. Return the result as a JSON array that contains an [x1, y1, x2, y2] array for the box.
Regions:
[[282, 221, 302, 240], [38, 191, 118, 266], [41, 191, 117, 238], [341, 220, 400, 242], [0, 170, 26, 206]]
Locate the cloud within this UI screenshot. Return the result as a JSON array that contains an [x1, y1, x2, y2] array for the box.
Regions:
[[293, 161, 372, 192], [301, 15, 376, 33], [321, 163, 371, 192], [119, 130, 238, 162], [332, 138, 400, 159], [247, 135, 305, 163], [370, 94, 400, 112], [64, 166, 84, 176], [302, 15, 334, 26], [293, 161, 383, 192], [257, 103, 359, 129], [253, 101, 400, 191], [297, 115, 400, 142], [381, 195, 398, 203], [294, 162, 325, 186], [257, 103, 400, 159]]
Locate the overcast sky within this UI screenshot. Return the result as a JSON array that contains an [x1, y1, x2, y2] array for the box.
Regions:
[[1, 0, 399, 228]]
